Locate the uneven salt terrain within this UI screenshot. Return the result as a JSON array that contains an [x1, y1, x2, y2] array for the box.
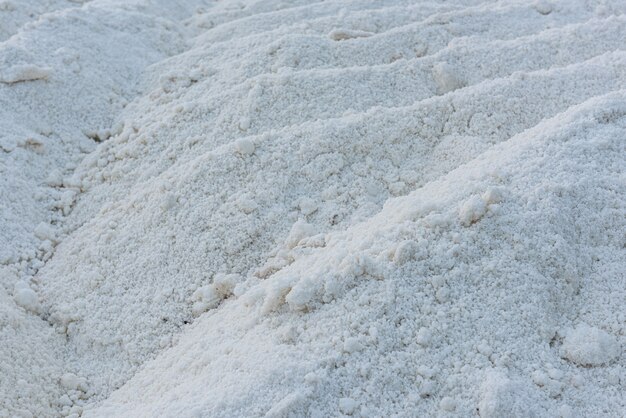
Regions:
[[0, 0, 624, 417]]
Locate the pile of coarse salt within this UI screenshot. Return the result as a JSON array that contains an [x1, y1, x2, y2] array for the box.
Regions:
[[1, 0, 624, 416]]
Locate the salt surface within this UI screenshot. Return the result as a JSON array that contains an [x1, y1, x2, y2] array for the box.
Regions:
[[1, 0, 625, 417]]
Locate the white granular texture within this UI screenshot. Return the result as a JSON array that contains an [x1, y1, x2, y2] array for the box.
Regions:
[[1, 0, 625, 417]]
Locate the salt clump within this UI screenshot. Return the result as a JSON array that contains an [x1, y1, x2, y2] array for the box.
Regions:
[[191, 274, 241, 316], [432, 62, 465, 94], [235, 137, 255, 155], [459, 195, 487, 226], [338, 398, 357, 415], [60, 373, 88, 393], [329, 29, 374, 41], [478, 371, 544, 417], [561, 324, 620, 366], [13, 281, 40, 313]]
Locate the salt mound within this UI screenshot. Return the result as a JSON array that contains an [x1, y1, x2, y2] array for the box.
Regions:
[[87, 91, 626, 417], [1, 0, 625, 416]]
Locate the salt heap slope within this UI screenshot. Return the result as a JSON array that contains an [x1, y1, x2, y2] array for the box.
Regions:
[[0, 0, 209, 416], [10, 0, 624, 416]]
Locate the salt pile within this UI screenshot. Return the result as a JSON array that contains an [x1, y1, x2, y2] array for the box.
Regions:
[[1, 0, 624, 417]]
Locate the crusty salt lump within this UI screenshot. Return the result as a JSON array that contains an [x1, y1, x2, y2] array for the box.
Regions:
[[0, 64, 52, 84]]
